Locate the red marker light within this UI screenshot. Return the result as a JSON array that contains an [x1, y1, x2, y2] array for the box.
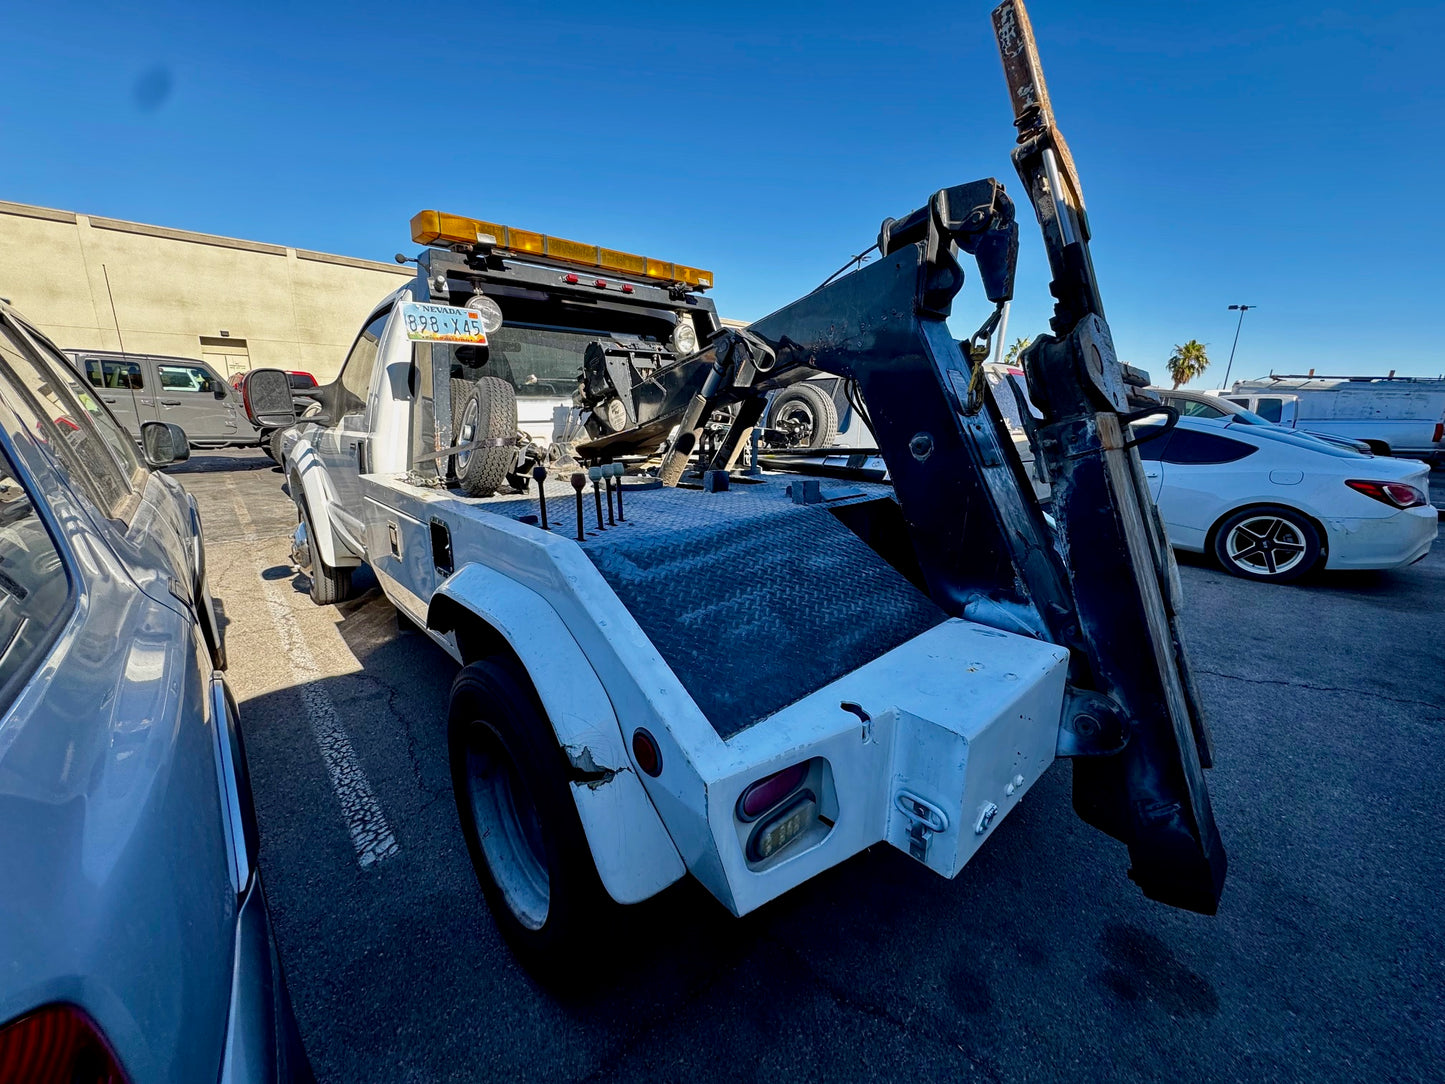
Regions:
[[632, 729, 662, 777], [564, 273, 580, 284], [594, 279, 607, 289], [621, 284, 634, 293], [738, 762, 809, 819]]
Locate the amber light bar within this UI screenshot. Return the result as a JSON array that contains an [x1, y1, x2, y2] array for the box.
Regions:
[[410, 210, 713, 290]]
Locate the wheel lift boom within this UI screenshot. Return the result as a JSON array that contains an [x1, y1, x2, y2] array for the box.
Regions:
[[576, 0, 1225, 914]]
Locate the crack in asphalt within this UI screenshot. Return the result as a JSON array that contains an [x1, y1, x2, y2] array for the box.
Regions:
[[1195, 668, 1445, 714]]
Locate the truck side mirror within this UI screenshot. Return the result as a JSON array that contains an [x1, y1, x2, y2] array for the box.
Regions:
[[214, 386, 227, 400], [243, 368, 297, 428], [141, 420, 190, 468]]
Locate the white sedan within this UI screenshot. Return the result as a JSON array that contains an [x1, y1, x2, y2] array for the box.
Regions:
[[1135, 416, 1437, 581]]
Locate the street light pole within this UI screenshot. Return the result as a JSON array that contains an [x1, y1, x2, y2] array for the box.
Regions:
[[1221, 304, 1256, 390]]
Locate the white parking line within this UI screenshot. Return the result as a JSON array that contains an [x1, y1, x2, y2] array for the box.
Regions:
[[227, 483, 399, 869]]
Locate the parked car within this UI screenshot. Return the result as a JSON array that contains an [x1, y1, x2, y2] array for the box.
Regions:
[[0, 304, 311, 1081], [65, 349, 262, 450], [1151, 387, 1372, 454], [1134, 415, 1437, 581], [1226, 375, 1445, 463]]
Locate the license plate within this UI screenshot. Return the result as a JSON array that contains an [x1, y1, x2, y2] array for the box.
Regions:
[[399, 302, 488, 344]]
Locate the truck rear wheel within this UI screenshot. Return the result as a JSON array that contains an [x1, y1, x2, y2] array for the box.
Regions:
[[448, 657, 611, 979], [299, 502, 353, 605], [767, 383, 839, 449], [452, 377, 517, 497]]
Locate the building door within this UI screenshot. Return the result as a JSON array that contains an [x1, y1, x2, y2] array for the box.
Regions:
[[199, 336, 251, 383]]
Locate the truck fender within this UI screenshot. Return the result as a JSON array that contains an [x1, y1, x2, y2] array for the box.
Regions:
[[428, 563, 686, 905], [286, 437, 359, 568]]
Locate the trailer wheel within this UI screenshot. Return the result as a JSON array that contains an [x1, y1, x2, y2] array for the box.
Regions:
[[767, 383, 838, 449], [448, 657, 611, 977], [298, 501, 353, 605], [452, 377, 517, 497]]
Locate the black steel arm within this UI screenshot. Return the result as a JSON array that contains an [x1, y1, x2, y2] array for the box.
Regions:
[[992, 0, 1224, 913], [574, 0, 1224, 917]]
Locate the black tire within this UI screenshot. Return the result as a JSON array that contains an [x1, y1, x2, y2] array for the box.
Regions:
[[1211, 505, 1321, 582], [448, 657, 612, 978], [452, 377, 517, 497], [269, 427, 288, 465], [767, 383, 839, 449], [299, 501, 353, 604], [260, 431, 277, 463]]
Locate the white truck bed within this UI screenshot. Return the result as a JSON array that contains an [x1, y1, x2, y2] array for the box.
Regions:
[[357, 468, 1069, 914]]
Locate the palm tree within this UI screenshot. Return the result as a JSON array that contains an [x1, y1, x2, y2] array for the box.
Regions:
[[1167, 340, 1210, 389], [1003, 337, 1031, 365]]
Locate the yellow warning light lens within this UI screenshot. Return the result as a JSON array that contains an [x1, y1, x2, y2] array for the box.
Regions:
[[411, 211, 502, 247], [599, 248, 647, 276], [675, 265, 713, 289], [508, 228, 545, 255], [545, 236, 599, 265], [409, 211, 712, 289]]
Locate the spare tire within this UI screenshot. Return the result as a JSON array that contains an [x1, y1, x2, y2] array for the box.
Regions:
[[767, 383, 839, 449], [453, 376, 517, 497]]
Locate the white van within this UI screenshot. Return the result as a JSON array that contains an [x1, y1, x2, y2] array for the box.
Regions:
[[1226, 376, 1445, 463]]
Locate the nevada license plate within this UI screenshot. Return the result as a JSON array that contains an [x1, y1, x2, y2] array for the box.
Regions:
[[399, 302, 488, 344]]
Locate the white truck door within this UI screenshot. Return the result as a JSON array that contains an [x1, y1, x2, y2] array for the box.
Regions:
[[1252, 394, 1288, 425], [319, 309, 391, 546]]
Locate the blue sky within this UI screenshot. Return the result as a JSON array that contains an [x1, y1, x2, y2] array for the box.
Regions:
[[4, 1, 1442, 386]]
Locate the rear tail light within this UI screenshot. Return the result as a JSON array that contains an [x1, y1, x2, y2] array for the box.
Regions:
[[1345, 479, 1428, 509], [737, 762, 809, 819], [0, 1004, 129, 1084], [1433, 422, 1443, 444], [749, 796, 818, 861]]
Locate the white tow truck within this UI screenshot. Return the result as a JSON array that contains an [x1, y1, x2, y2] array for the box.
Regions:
[[267, 1, 1226, 979]]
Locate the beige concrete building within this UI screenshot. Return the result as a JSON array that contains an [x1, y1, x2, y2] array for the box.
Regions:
[[0, 199, 414, 382]]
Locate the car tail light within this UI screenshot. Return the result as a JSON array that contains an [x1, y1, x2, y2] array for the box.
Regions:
[[0, 1004, 129, 1084], [1434, 422, 1443, 444], [737, 762, 809, 820], [1345, 479, 1428, 509]]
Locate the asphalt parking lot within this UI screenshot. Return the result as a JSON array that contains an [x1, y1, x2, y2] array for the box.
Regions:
[[175, 450, 1444, 1084]]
